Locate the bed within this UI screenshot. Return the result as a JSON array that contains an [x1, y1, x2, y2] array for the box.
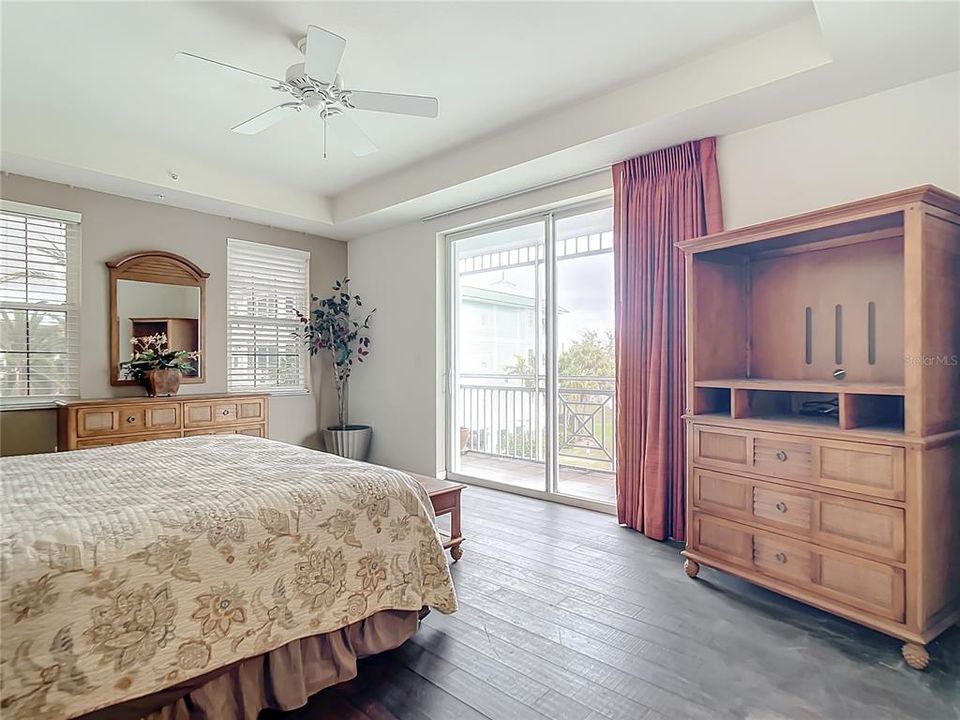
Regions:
[[0, 435, 458, 719]]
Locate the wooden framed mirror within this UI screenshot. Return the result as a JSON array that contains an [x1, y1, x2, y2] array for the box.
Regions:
[[107, 251, 209, 386]]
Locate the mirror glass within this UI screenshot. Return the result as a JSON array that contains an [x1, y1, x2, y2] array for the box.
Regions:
[[116, 279, 201, 378]]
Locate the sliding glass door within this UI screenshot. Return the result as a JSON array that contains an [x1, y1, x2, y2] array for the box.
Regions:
[[450, 220, 547, 494], [554, 207, 616, 502], [447, 201, 615, 509]]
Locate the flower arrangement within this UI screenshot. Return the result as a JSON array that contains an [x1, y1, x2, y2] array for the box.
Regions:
[[120, 333, 198, 381], [294, 278, 375, 429]]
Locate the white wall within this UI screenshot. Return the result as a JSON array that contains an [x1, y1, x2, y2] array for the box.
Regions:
[[719, 72, 960, 228], [350, 73, 959, 478]]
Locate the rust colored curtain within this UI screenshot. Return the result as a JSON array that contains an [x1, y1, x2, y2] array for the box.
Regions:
[[613, 138, 723, 541]]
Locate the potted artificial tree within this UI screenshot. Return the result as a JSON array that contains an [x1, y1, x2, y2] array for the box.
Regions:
[[295, 278, 376, 460]]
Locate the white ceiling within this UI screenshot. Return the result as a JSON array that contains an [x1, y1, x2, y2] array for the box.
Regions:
[[1, 1, 958, 239]]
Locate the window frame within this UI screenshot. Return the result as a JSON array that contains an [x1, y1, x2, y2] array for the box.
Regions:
[[0, 200, 82, 410], [226, 238, 311, 395]]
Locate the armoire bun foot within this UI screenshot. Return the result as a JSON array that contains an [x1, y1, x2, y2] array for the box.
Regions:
[[683, 559, 700, 578], [901, 643, 930, 671]]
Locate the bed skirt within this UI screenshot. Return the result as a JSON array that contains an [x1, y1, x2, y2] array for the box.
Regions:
[[76, 609, 422, 720]]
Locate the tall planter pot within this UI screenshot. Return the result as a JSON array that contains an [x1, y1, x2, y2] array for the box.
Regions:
[[142, 368, 181, 397], [322, 425, 373, 461]]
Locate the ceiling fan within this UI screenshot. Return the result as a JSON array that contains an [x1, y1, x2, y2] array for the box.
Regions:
[[177, 25, 439, 157]]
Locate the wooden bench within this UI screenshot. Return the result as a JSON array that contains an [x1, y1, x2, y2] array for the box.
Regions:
[[413, 475, 465, 561]]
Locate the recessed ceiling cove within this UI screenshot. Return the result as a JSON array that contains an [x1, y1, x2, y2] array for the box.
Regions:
[[1, 1, 956, 238]]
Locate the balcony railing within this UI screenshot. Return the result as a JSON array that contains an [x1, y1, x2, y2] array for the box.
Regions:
[[458, 373, 616, 473]]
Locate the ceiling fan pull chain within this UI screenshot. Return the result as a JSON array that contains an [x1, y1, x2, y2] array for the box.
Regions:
[[323, 110, 327, 159]]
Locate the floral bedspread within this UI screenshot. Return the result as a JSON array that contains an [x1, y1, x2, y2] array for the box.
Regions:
[[0, 435, 457, 719]]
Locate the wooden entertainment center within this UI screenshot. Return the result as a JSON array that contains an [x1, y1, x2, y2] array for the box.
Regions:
[[678, 186, 960, 669]]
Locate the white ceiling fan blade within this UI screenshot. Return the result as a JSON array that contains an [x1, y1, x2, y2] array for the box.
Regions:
[[232, 103, 302, 134], [176, 51, 283, 87], [325, 111, 378, 156], [346, 90, 438, 118], [304, 25, 346, 84]]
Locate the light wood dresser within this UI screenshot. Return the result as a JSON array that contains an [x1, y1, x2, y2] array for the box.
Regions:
[[56, 393, 269, 450], [678, 186, 960, 670]]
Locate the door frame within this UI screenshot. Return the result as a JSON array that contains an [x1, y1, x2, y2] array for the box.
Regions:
[[443, 197, 616, 514]]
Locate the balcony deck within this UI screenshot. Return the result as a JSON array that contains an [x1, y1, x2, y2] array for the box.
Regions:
[[459, 452, 616, 505]]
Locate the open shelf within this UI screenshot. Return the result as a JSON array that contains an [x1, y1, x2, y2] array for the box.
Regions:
[[691, 381, 905, 435], [694, 378, 905, 396]]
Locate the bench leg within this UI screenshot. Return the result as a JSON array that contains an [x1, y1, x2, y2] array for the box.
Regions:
[[449, 494, 462, 561]]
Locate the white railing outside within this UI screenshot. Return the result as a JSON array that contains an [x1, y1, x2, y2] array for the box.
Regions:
[[458, 373, 616, 474]]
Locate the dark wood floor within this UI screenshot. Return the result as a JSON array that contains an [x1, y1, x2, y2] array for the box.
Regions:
[[273, 485, 960, 719]]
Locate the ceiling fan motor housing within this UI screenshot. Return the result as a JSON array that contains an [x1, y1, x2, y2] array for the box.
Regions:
[[283, 63, 345, 108]]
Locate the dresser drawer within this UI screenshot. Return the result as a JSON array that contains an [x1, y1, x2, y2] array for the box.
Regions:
[[183, 398, 266, 428], [76, 403, 180, 437], [184, 424, 265, 438], [691, 512, 905, 621], [691, 468, 905, 562], [76, 431, 182, 449]]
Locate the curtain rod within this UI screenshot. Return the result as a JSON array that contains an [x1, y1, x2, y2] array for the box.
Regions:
[[420, 166, 610, 224]]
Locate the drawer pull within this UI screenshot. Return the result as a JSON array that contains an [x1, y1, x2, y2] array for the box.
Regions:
[[775, 552, 787, 564], [776, 450, 788, 462], [126, 415, 136, 423], [222, 409, 231, 416], [775, 501, 788, 513]]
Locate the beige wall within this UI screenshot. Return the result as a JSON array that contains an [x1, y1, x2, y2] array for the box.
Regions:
[[0, 174, 346, 456]]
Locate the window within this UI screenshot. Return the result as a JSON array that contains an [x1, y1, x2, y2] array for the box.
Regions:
[[227, 238, 309, 394], [0, 200, 81, 408]]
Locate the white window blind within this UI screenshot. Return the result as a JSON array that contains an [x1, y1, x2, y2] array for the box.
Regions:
[[0, 200, 82, 408], [227, 238, 310, 394]]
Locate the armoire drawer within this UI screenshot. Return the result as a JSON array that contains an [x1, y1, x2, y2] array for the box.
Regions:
[[753, 436, 813, 481], [76, 403, 180, 437], [691, 425, 905, 500], [690, 512, 905, 622], [691, 467, 905, 562], [815, 439, 905, 500], [183, 398, 266, 428]]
